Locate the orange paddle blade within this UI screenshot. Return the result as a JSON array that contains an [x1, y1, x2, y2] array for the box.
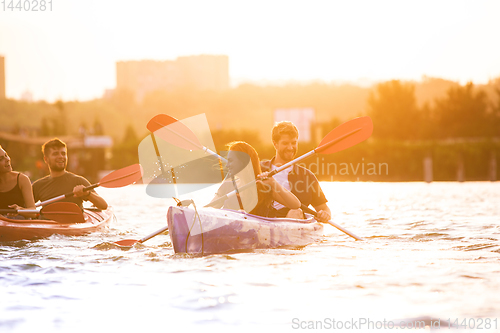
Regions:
[[146, 114, 177, 132], [41, 202, 85, 223], [99, 164, 143, 188], [146, 114, 202, 151], [113, 239, 140, 247], [315, 116, 373, 154]]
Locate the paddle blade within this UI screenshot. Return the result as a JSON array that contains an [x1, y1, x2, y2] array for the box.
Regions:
[[147, 114, 177, 132], [41, 202, 85, 223], [99, 164, 143, 188], [147, 114, 202, 151], [113, 239, 140, 247], [316, 116, 373, 154]]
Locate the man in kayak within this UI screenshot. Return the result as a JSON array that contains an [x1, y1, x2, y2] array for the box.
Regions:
[[261, 121, 331, 222], [33, 138, 108, 210]]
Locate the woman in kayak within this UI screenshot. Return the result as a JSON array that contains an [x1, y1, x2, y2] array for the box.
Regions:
[[210, 141, 301, 217], [0, 145, 36, 218]]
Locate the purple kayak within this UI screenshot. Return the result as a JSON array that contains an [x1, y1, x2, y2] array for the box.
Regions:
[[167, 206, 324, 255]]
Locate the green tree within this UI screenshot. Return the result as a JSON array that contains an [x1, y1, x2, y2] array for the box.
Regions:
[[40, 117, 51, 136], [111, 124, 140, 168], [54, 100, 67, 135], [122, 124, 138, 145], [367, 80, 421, 140], [93, 118, 104, 135], [434, 82, 490, 138], [491, 87, 500, 136]]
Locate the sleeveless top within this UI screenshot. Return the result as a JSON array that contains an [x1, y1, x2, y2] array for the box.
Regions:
[[249, 183, 274, 217], [0, 173, 26, 209]]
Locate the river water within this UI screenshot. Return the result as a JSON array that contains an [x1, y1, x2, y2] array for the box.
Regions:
[[1, 182, 499, 332]]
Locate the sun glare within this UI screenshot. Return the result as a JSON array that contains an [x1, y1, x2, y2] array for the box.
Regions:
[[0, 0, 499, 100]]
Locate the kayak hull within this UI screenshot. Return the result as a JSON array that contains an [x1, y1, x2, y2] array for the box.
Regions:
[[0, 208, 113, 242], [167, 206, 323, 255]]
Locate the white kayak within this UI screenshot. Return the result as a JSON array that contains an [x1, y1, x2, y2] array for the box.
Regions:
[[167, 206, 324, 255]]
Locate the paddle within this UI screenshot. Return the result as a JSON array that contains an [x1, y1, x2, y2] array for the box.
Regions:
[[143, 114, 226, 198], [300, 205, 364, 241], [35, 164, 143, 207], [113, 115, 226, 247], [207, 116, 373, 208], [147, 116, 176, 197], [1, 202, 85, 223], [112, 116, 372, 247], [148, 114, 248, 209], [147, 114, 226, 162], [113, 225, 170, 247]]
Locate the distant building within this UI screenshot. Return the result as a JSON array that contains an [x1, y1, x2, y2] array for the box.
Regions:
[[0, 56, 5, 99], [116, 55, 229, 102]]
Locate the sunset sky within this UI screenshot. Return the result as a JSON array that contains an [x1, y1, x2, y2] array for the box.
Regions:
[[1, 0, 499, 102]]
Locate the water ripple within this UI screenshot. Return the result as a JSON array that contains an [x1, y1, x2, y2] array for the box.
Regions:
[[2, 183, 500, 330]]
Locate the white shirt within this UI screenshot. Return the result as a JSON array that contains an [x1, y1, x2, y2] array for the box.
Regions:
[[271, 164, 292, 210]]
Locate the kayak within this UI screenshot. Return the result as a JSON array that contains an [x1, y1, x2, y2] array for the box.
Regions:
[[0, 207, 114, 242], [167, 206, 323, 255]]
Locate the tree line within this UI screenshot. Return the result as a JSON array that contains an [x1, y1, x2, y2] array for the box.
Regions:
[[367, 80, 500, 141], [1, 78, 500, 181]]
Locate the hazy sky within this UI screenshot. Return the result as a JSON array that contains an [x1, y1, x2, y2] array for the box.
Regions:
[[1, 0, 499, 101]]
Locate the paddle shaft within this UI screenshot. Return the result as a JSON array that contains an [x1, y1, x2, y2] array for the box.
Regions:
[[0, 208, 39, 214], [33, 164, 142, 208], [300, 205, 364, 241], [206, 127, 362, 208], [1, 202, 85, 223], [138, 225, 170, 244], [113, 225, 170, 247], [150, 132, 178, 197], [267, 127, 362, 177], [35, 183, 99, 207], [150, 133, 166, 174], [231, 176, 245, 210]]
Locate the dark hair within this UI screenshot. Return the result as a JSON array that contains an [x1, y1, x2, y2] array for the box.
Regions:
[[271, 121, 299, 143], [42, 138, 66, 156], [226, 141, 262, 178], [226, 141, 271, 215]]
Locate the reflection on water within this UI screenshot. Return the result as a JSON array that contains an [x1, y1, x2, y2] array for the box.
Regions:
[[1, 182, 499, 332]]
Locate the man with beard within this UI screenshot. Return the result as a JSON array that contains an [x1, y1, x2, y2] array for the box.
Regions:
[[261, 122, 331, 222], [33, 138, 108, 210]]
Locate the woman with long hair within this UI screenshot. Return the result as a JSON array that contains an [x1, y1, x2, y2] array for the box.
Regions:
[[210, 141, 300, 217], [0, 145, 36, 218]]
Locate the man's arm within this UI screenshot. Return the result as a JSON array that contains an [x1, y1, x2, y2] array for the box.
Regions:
[[73, 185, 108, 210], [306, 170, 331, 222], [313, 203, 331, 222], [85, 191, 108, 210]]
